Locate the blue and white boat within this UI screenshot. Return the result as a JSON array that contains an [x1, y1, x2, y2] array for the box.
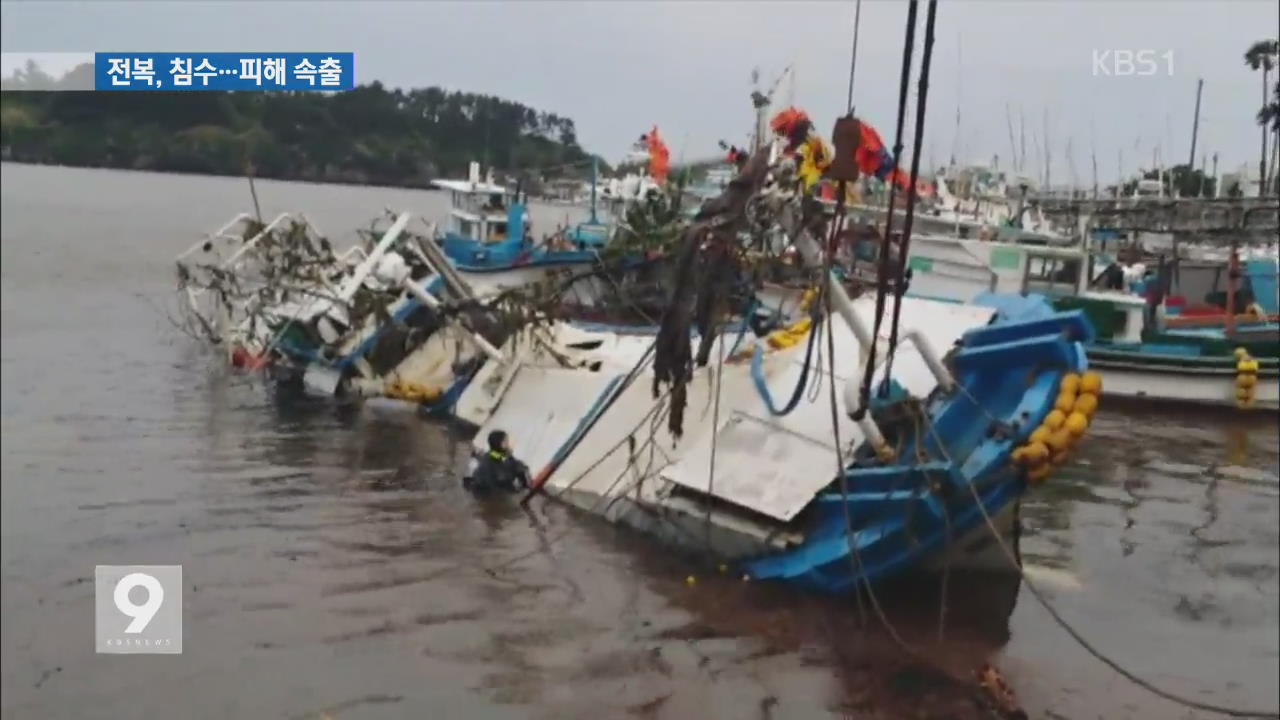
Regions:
[[431, 161, 616, 299]]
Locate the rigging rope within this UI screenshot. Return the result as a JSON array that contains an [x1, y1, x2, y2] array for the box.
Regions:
[[883, 0, 938, 383], [914, 410, 1280, 719], [846, 0, 864, 114], [854, 0, 919, 420], [749, 308, 824, 416]]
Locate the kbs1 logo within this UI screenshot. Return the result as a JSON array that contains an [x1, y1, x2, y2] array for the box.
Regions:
[[1092, 49, 1175, 77], [95, 565, 182, 654]]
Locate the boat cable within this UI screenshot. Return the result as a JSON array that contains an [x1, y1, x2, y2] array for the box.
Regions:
[[491, 389, 675, 575], [807, 323, 826, 403], [882, 0, 938, 383], [820, 186, 870, 630], [705, 317, 726, 553], [588, 248, 659, 325], [749, 308, 825, 416], [725, 298, 758, 357], [914, 409, 1280, 719], [854, 0, 919, 420], [846, 0, 863, 114], [520, 337, 659, 503]]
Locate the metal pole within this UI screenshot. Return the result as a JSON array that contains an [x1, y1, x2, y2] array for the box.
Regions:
[[401, 278, 506, 364], [1187, 78, 1203, 192], [846, 0, 863, 113]]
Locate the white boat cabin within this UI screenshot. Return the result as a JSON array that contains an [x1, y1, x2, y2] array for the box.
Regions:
[[431, 163, 518, 244], [904, 234, 1147, 343]]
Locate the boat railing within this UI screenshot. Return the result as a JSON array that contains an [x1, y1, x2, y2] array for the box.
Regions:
[[175, 212, 329, 276], [222, 213, 316, 271], [174, 212, 253, 264], [788, 209, 956, 456]]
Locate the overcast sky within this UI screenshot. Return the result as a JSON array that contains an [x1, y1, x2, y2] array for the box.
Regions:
[[2, 0, 1277, 183]]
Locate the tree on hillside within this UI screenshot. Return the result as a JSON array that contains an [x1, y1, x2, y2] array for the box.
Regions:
[[0, 64, 599, 188], [1, 60, 56, 90]]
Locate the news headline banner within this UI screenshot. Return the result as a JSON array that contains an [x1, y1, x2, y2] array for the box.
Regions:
[[94, 53, 354, 91]]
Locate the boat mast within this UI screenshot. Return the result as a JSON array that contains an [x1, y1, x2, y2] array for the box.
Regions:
[[1187, 78, 1204, 196], [1090, 117, 1099, 199], [1005, 103, 1019, 172], [1043, 107, 1050, 192], [1067, 136, 1078, 192], [956, 40, 962, 165], [1212, 152, 1219, 198], [1117, 148, 1123, 197], [1018, 107, 1026, 176], [589, 155, 599, 225], [1226, 238, 1239, 336]]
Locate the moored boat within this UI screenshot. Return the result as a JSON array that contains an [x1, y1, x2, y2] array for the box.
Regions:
[[881, 229, 1279, 409]]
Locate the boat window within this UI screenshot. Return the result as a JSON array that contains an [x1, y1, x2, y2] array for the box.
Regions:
[[1024, 254, 1081, 293], [457, 218, 479, 240], [487, 222, 508, 243]]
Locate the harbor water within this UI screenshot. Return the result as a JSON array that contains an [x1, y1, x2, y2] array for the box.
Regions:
[[2, 163, 1276, 719]]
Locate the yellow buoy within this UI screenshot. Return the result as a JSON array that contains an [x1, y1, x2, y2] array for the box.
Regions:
[[1060, 373, 1081, 395], [1080, 371, 1103, 395], [1238, 359, 1259, 374], [686, 575, 697, 586], [1029, 427, 1052, 446], [1234, 347, 1249, 359], [1236, 388, 1254, 401], [1065, 411, 1089, 437], [1011, 447, 1030, 466], [1044, 409, 1067, 430], [1055, 392, 1076, 414], [1237, 373, 1258, 389], [1073, 393, 1099, 418], [1025, 441, 1050, 465], [1047, 429, 1072, 453]]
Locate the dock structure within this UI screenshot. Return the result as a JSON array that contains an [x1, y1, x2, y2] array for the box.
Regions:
[[1033, 197, 1279, 242]]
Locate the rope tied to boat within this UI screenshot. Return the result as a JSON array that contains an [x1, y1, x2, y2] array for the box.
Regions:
[[880, 0, 938, 385], [853, 0, 919, 421], [916, 405, 1280, 719]]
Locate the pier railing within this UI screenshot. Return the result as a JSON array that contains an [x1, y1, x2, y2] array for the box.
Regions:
[[1034, 197, 1279, 241]]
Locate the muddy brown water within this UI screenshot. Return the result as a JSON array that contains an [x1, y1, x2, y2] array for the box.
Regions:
[[2, 163, 1277, 719]]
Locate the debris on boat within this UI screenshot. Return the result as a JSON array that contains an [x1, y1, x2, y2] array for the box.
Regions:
[[174, 209, 568, 411]]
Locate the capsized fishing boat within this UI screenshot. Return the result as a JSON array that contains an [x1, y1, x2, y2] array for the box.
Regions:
[[174, 210, 509, 414], [886, 226, 1279, 409], [452, 143, 1098, 591]]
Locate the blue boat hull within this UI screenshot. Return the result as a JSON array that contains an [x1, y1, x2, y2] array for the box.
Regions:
[[744, 299, 1093, 593]]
